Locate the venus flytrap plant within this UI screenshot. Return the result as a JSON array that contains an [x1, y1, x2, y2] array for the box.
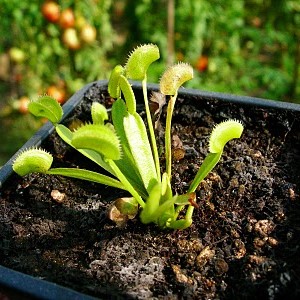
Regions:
[[13, 44, 244, 230]]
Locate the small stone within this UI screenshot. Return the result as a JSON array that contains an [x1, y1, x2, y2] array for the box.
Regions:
[[252, 150, 263, 159], [172, 148, 185, 161], [186, 253, 197, 266], [253, 237, 267, 249], [238, 184, 246, 195], [246, 217, 258, 232], [231, 229, 240, 238], [249, 255, 268, 264], [267, 237, 279, 247], [286, 231, 293, 241], [196, 246, 215, 268], [253, 219, 274, 237], [172, 134, 183, 148], [172, 265, 193, 285], [229, 177, 239, 188], [207, 172, 222, 183], [172, 135, 185, 161], [275, 210, 286, 222], [214, 258, 229, 275], [233, 161, 244, 172], [289, 188, 296, 200], [177, 238, 203, 253], [234, 239, 246, 258], [50, 189, 65, 203]]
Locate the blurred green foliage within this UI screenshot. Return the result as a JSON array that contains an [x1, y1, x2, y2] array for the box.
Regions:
[[0, 0, 113, 97], [123, 0, 299, 100], [0, 0, 299, 165]]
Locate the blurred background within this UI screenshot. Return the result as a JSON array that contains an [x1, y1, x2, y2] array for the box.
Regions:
[[0, 0, 299, 166]]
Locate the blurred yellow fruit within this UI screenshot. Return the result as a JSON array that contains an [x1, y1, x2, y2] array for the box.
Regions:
[[80, 24, 97, 44], [62, 28, 81, 50]]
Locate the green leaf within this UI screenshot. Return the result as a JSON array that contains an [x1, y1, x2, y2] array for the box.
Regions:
[[111, 99, 147, 196], [56, 124, 113, 174], [188, 120, 243, 194], [125, 44, 160, 80], [13, 148, 53, 176], [119, 75, 136, 114], [140, 183, 161, 224], [71, 124, 121, 160], [111, 99, 129, 145], [107, 160, 145, 208], [160, 63, 193, 96], [209, 119, 244, 153], [123, 112, 157, 192], [161, 172, 172, 203], [28, 95, 63, 124], [91, 102, 108, 125], [108, 64, 124, 98], [47, 168, 125, 190]]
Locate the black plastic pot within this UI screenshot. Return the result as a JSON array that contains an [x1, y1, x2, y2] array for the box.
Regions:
[[0, 80, 299, 299]]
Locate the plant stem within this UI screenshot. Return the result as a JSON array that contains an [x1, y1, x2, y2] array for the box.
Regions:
[[172, 201, 194, 230], [142, 77, 161, 181], [185, 205, 194, 221], [188, 152, 221, 193], [165, 93, 177, 178], [107, 159, 145, 208]]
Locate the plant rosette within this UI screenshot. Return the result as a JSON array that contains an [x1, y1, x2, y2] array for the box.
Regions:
[[0, 46, 300, 299], [12, 44, 244, 230]]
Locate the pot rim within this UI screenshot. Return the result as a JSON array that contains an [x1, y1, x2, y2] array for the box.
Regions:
[[0, 265, 96, 300]]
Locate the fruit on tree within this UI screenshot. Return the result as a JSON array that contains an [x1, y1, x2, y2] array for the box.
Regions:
[[18, 96, 30, 114], [80, 24, 97, 44], [59, 8, 75, 29], [62, 28, 81, 50], [47, 85, 66, 103], [42, 1, 60, 23], [195, 55, 209, 72], [9, 48, 25, 63]]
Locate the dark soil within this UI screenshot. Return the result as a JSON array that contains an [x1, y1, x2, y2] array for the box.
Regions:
[[1, 82, 300, 299]]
